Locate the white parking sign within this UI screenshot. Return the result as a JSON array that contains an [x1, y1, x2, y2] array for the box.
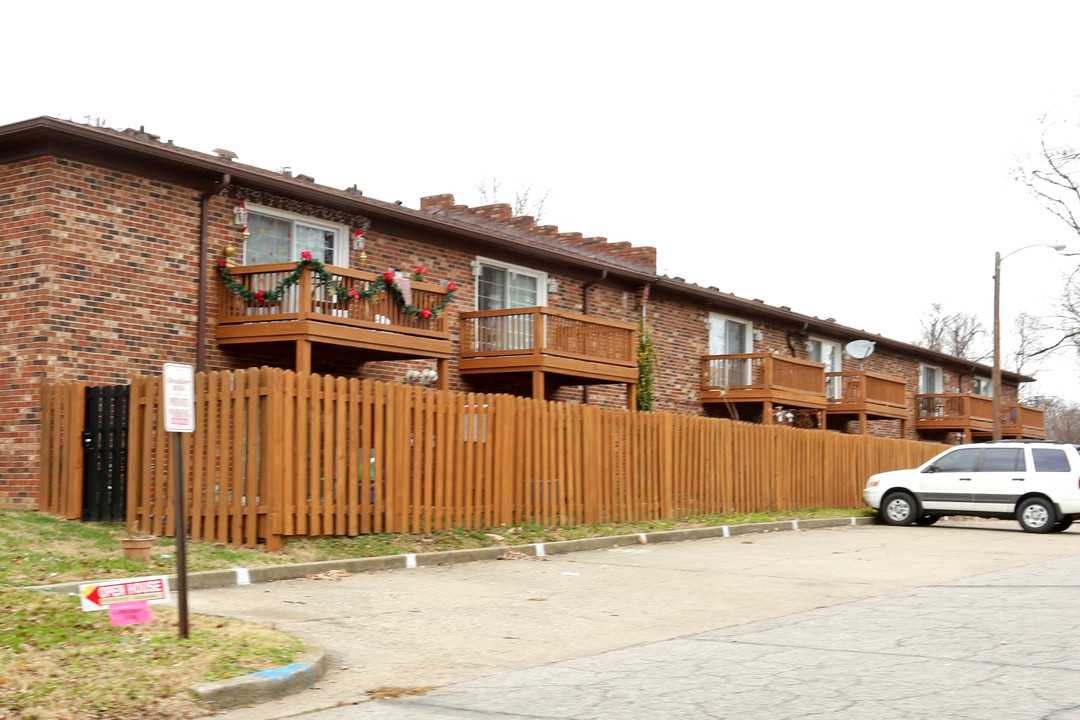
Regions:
[[162, 363, 195, 433]]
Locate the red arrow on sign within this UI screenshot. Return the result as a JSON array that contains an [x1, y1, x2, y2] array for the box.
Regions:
[[84, 585, 101, 607]]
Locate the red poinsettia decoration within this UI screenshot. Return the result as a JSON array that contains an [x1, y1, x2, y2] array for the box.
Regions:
[[301, 251, 313, 261], [420, 308, 432, 319], [254, 289, 265, 305], [217, 259, 226, 267], [348, 289, 360, 299], [382, 270, 395, 283], [447, 282, 458, 291]]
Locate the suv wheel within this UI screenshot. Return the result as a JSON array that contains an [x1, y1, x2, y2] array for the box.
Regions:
[[1017, 497, 1057, 534], [882, 491, 918, 526]]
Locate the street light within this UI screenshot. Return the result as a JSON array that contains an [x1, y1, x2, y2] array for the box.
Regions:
[[992, 243, 1067, 440]]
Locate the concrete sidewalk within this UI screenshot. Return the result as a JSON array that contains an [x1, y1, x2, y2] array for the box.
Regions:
[[191, 519, 1080, 719]]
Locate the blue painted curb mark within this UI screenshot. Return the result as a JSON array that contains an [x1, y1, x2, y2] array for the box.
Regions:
[[250, 662, 312, 687]]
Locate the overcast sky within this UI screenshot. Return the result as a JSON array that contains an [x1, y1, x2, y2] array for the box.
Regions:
[[8, 1, 1080, 400]]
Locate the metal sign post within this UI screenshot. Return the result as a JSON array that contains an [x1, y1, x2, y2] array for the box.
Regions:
[[162, 363, 195, 639]]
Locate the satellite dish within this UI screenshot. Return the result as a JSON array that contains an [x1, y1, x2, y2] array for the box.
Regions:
[[845, 340, 876, 360]]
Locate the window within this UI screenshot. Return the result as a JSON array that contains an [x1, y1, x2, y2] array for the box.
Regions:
[[707, 314, 753, 386], [472, 258, 547, 351], [708, 314, 752, 355], [973, 376, 993, 397], [243, 207, 346, 266], [474, 258, 546, 311], [808, 338, 842, 400], [980, 448, 1025, 472], [919, 365, 943, 394], [1033, 449, 1071, 472], [928, 448, 980, 473]]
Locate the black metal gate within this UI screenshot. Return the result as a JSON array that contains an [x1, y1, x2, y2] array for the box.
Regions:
[[82, 385, 129, 522]]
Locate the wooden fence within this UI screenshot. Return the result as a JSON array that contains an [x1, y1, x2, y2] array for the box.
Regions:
[[40, 368, 946, 549]]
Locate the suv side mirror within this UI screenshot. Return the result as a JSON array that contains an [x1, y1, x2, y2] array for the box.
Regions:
[[923, 465, 938, 473]]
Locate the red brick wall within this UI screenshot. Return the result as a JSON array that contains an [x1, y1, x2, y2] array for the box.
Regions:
[[1, 158, 56, 506], [2, 157, 208, 505], [1, 156, 1030, 507]]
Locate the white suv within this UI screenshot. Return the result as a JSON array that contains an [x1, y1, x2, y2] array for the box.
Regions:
[[864, 441, 1080, 533]]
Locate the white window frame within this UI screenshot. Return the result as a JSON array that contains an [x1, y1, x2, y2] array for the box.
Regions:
[[807, 338, 842, 370], [472, 256, 548, 310], [706, 313, 754, 387], [919, 365, 944, 394], [973, 376, 993, 397], [808, 337, 842, 400], [707, 313, 754, 355], [243, 203, 349, 267]]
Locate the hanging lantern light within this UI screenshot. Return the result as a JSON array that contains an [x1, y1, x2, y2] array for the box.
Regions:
[[353, 229, 367, 263], [233, 202, 248, 226]]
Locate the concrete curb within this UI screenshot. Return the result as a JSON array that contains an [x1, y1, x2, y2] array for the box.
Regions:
[[31, 516, 877, 596], [188, 646, 329, 710], [29, 515, 875, 709]]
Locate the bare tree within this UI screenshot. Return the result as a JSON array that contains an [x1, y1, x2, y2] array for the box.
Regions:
[[1016, 117, 1080, 361], [476, 177, 551, 223], [915, 303, 989, 361], [1017, 116, 1080, 237], [1024, 394, 1080, 443], [918, 303, 948, 353], [1010, 311, 1049, 376]]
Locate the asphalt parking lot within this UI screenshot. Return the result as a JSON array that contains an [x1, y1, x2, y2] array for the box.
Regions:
[[198, 519, 1080, 719]]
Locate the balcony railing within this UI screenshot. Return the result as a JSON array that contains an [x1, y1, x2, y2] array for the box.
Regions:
[[460, 308, 636, 366], [915, 393, 994, 432], [1000, 403, 1047, 439], [218, 263, 450, 338], [825, 370, 908, 417], [701, 353, 826, 407]]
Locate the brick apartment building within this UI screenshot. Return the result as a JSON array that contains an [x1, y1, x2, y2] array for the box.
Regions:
[[0, 116, 1039, 508]]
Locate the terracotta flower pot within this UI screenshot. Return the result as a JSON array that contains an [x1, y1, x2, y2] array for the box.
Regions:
[[120, 536, 156, 562]]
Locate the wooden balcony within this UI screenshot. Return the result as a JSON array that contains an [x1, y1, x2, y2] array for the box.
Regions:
[[217, 263, 452, 376], [459, 308, 638, 404], [916, 395, 1047, 441], [825, 370, 909, 434], [701, 353, 827, 423], [915, 394, 993, 440], [999, 403, 1047, 439]]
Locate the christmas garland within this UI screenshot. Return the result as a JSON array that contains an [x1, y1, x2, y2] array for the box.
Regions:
[[217, 252, 458, 319]]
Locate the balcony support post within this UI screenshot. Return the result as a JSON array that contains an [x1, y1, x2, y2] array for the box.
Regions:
[[858, 412, 867, 435], [532, 371, 544, 401], [627, 382, 637, 411], [437, 358, 449, 392], [762, 400, 773, 425], [296, 339, 312, 376]]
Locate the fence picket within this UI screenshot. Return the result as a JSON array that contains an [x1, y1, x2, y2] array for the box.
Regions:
[[40, 371, 950, 548]]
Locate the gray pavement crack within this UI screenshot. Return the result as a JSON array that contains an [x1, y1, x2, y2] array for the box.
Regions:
[[356, 698, 573, 719], [1042, 702, 1080, 718], [698, 636, 1080, 675]]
